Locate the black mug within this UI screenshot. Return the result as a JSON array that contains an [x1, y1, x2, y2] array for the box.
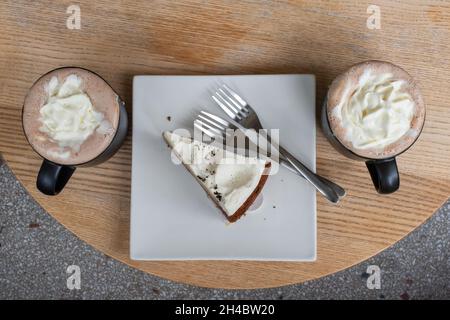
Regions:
[[22, 67, 128, 196], [321, 97, 425, 194], [321, 101, 400, 194], [320, 62, 425, 194]]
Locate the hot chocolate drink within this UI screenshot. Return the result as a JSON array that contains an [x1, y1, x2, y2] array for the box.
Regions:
[[326, 60, 425, 159], [23, 68, 120, 165]]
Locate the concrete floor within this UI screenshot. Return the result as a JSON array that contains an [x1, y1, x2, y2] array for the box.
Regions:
[[0, 159, 448, 299]]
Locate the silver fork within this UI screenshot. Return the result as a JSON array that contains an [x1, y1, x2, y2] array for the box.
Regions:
[[209, 84, 345, 203], [194, 110, 346, 202]]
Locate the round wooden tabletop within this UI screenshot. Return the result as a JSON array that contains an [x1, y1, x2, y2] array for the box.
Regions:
[[1, 1, 449, 289]]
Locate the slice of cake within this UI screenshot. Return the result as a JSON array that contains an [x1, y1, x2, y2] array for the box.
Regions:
[[163, 131, 271, 223]]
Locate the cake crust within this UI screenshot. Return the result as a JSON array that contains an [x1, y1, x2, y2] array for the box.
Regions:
[[226, 162, 271, 223]]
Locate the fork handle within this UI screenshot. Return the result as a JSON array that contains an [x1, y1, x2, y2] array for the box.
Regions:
[[279, 156, 346, 198], [223, 118, 345, 202], [278, 145, 343, 203]]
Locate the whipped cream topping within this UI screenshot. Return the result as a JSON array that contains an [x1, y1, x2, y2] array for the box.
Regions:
[[164, 131, 267, 216], [332, 70, 415, 150], [39, 74, 111, 159]]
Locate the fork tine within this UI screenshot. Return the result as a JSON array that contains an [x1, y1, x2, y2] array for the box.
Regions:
[[212, 95, 240, 120], [194, 119, 226, 138], [218, 87, 249, 117], [200, 111, 232, 128], [198, 114, 226, 131], [222, 84, 248, 108], [216, 90, 242, 117], [194, 122, 216, 139], [218, 88, 243, 111]]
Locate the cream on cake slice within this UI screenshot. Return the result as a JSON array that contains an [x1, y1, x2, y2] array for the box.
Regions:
[[163, 131, 271, 223]]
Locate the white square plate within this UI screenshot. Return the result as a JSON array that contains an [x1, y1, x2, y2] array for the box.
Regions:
[[131, 75, 316, 261]]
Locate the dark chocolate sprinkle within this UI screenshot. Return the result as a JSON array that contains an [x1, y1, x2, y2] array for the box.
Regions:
[[213, 191, 222, 201], [196, 175, 206, 182]]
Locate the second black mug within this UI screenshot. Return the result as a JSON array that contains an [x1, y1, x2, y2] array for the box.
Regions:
[[22, 67, 128, 195]]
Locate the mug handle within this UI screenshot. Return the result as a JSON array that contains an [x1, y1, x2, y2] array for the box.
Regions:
[[37, 159, 76, 195], [365, 158, 399, 194]]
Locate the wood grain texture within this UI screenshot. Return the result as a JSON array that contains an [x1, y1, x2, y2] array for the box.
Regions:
[[0, 0, 449, 289]]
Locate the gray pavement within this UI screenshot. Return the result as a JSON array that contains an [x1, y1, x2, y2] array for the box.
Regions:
[[0, 157, 448, 299]]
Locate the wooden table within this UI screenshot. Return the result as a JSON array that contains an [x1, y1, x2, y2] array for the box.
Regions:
[[1, 1, 449, 289]]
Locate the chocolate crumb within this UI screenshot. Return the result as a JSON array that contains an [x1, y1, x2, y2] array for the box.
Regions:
[[273, 205, 276, 209], [29, 223, 40, 229], [166, 116, 171, 122], [213, 191, 222, 201], [196, 175, 206, 182], [213, 184, 218, 190]]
